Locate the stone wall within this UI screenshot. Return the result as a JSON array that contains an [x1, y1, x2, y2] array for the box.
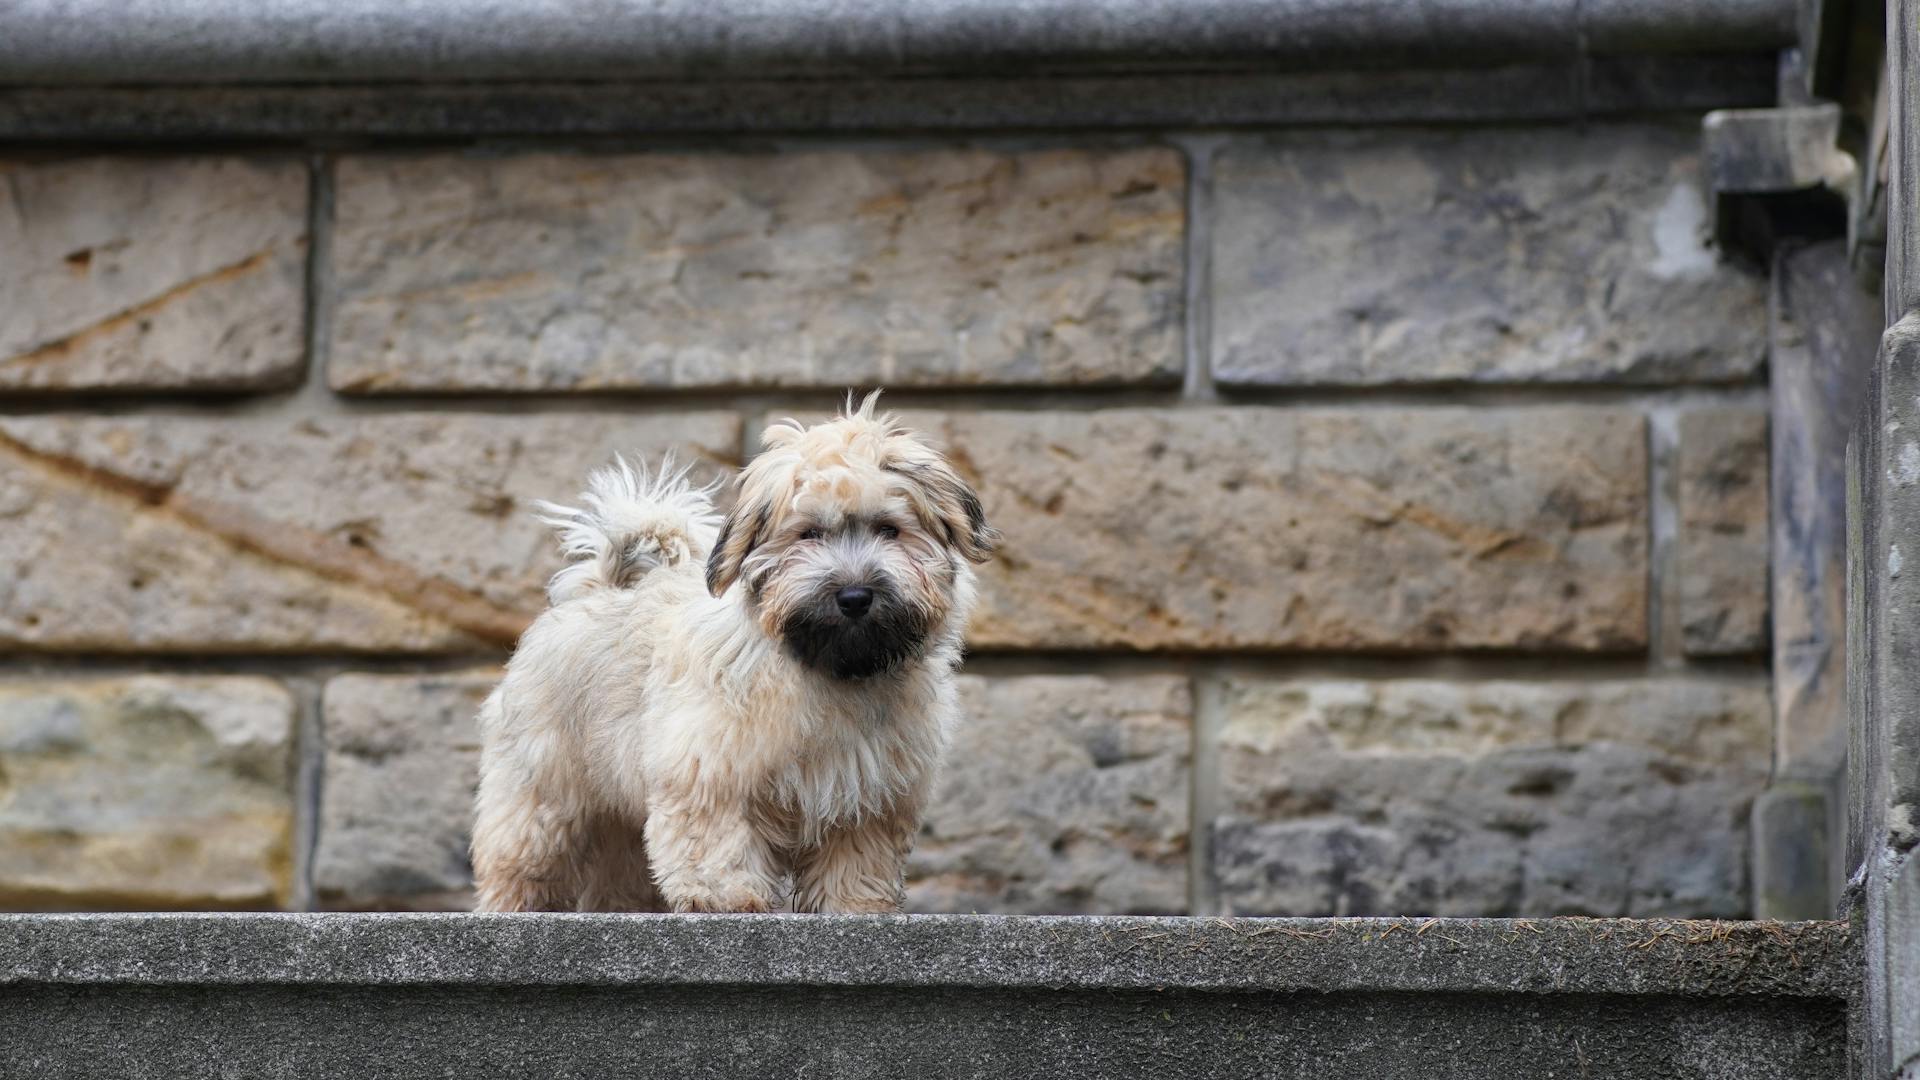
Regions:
[[0, 121, 1774, 916]]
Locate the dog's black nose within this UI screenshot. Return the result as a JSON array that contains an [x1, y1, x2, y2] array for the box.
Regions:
[[835, 585, 874, 619]]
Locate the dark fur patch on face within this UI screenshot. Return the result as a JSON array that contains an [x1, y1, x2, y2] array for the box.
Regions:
[[778, 583, 930, 680]]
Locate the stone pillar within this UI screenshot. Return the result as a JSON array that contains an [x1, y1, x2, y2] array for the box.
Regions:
[[1757, 239, 1879, 920], [1851, 311, 1920, 1079], [1847, 4, 1920, 1077]]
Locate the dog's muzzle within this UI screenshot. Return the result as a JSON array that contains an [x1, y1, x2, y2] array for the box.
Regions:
[[781, 579, 928, 680]]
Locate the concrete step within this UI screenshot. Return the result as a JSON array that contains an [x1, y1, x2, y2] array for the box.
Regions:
[[0, 914, 1853, 1079]]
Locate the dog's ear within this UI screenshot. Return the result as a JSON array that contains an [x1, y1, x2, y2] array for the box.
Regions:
[[888, 455, 1000, 564], [705, 484, 772, 597]]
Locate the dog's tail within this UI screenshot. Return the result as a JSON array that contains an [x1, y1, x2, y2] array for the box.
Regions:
[[532, 455, 722, 606]]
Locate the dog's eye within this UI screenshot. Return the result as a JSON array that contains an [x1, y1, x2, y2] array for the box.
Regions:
[[800, 527, 823, 542], [874, 523, 900, 540]]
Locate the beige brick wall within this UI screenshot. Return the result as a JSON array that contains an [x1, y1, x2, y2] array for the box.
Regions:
[[0, 123, 1773, 916]]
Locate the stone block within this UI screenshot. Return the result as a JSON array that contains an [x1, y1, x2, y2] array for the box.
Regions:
[[908, 674, 1191, 914], [1212, 678, 1772, 917], [329, 148, 1184, 391], [0, 157, 308, 390], [314, 671, 495, 910], [895, 407, 1649, 651], [0, 676, 295, 909], [1212, 126, 1766, 386]]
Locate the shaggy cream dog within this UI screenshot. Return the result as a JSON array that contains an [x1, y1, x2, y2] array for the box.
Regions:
[[471, 393, 998, 913]]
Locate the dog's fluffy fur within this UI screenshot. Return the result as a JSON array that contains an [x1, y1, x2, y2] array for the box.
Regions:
[[471, 393, 998, 913]]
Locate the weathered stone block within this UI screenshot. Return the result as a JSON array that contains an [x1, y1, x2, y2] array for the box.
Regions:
[[0, 412, 739, 652], [1212, 678, 1771, 917], [1211, 125, 1767, 386], [316, 671, 494, 909], [1678, 407, 1770, 655], [895, 407, 1648, 651], [329, 148, 1184, 392], [0, 676, 295, 909], [0, 157, 308, 391], [908, 675, 1190, 915]]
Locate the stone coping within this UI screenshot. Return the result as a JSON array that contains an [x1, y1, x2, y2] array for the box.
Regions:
[[0, 0, 1795, 86], [0, 913, 1854, 999], [0, 59, 1779, 140]]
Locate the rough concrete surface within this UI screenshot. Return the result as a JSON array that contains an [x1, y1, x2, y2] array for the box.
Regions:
[[0, 156, 308, 391], [1212, 125, 1767, 386], [0, 912, 1851, 995], [329, 148, 1183, 392], [0, 678, 295, 909], [898, 406, 1649, 651], [0, 914, 1851, 1079]]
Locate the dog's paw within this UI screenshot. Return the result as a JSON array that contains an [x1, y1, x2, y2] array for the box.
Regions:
[[816, 897, 903, 915], [668, 885, 776, 914]]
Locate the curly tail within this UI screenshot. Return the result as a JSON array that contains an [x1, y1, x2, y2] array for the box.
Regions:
[[532, 456, 722, 606]]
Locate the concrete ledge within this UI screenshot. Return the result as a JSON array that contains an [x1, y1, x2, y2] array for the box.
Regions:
[[0, 915, 1853, 1079], [0, 55, 1777, 140], [0, 913, 1854, 995], [0, 0, 1788, 138], [0, 0, 1796, 86]]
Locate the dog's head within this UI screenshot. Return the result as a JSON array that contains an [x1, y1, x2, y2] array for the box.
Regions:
[[705, 392, 999, 680]]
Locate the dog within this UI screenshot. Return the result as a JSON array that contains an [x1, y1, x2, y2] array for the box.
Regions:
[[470, 393, 998, 913]]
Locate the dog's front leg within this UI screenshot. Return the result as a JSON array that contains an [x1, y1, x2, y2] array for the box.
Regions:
[[791, 798, 921, 914], [644, 795, 784, 913]]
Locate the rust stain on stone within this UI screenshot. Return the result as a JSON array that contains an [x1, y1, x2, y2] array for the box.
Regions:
[[1395, 503, 1534, 558], [173, 494, 533, 646], [2, 248, 277, 369], [1324, 475, 1529, 556], [0, 431, 529, 647], [855, 192, 910, 217]]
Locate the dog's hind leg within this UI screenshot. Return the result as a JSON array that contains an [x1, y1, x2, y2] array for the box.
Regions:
[[470, 805, 586, 912], [575, 815, 665, 912], [470, 762, 592, 912]]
